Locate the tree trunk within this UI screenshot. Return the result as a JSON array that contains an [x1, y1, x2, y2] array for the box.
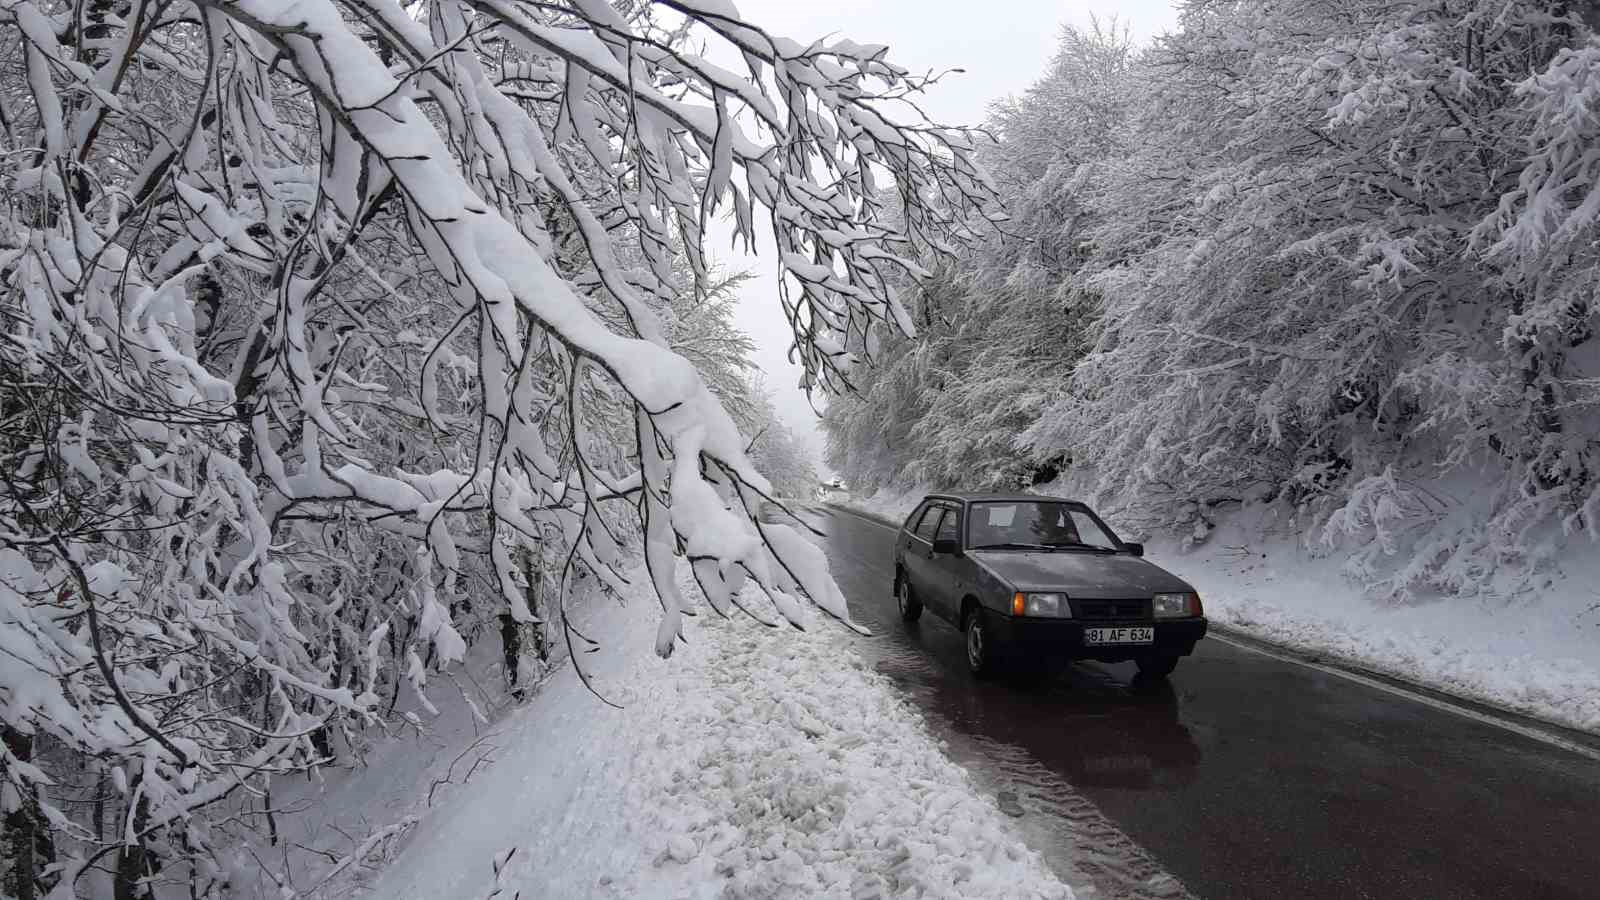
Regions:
[[500, 613, 523, 700], [522, 551, 547, 664], [502, 548, 547, 700], [114, 793, 151, 900], [94, 769, 108, 842], [2, 727, 39, 900]]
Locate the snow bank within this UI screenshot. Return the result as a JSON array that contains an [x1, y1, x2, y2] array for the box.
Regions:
[[833, 488, 1600, 735], [829, 485, 927, 525], [251, 615, 567, 896], [633, 606, 1071, 899], [1142, 510, 1600, 734], [354, 563, 1074, 899]]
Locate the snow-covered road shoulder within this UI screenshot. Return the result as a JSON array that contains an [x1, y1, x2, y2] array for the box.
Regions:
[[635, 606, 1072, 899], [830, 488, 1600, 735], [365, 565, 1074, 899], [1148, 534, 1600, 735]]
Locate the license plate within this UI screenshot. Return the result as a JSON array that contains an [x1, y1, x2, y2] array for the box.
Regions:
[[1084, 626, 1154, 645]]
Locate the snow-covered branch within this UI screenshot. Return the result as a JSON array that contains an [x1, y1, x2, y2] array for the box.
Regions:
[[0, 0, 987, 890]]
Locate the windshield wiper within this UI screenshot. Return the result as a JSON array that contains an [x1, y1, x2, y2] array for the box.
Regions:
[[971, 542, 1056, 551], [972, 541, 1116, 552]]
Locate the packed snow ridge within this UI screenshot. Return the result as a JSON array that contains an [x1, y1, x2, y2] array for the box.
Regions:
[[359, 564, 1074, 900]]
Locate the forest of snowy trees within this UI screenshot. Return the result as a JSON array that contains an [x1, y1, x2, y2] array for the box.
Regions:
[[7, 0, 1600, 894], [824, 0, 1600, 603], [0, 0, 984, 895]]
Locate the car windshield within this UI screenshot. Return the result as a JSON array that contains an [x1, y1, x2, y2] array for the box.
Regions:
[[967, 501, 1121, 551]]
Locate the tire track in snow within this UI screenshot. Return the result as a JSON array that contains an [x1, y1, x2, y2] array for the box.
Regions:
[[799, 504, 1193, 900], [630, 572, 1078, 899], [866, 652, 1194, 900]]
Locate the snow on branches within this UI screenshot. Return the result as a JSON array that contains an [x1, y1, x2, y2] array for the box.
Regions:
[[0, 0, 988, 893], [825, 2, 1600, 603]]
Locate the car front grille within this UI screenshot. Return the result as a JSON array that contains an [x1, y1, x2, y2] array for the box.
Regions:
[[1073, 598, 1148, 620]]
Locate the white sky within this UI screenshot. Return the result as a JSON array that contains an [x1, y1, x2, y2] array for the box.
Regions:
[[709, 1, 1181, 478]]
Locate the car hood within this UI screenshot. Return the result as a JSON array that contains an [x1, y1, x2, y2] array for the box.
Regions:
[[970, 551, 1193, 598]]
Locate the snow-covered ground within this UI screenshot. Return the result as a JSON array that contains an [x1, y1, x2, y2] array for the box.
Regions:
[[832, 487, 1600, 734], [831, 487, 925, 527], [1142, 517, 1600, 734], [265, 560, 1074, 899]]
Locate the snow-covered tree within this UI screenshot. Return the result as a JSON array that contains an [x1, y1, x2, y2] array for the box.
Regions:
[[1037, 0, 1600, 586], [741, 389, 820, 500], [0, 0, 989, 893], [824, 21, 1137, 492], [826, 2, 1600, 602]]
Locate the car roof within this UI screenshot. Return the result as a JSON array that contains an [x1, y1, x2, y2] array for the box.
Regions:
[[923, 491, 1087, 506]]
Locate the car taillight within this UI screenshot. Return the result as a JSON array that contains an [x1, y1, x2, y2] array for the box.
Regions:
[[1190, 593, 1204, 617]]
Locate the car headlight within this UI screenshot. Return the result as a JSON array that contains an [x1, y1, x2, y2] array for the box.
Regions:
[[1011, 592, 1071, 618], [1153, 592, 1201, 618]]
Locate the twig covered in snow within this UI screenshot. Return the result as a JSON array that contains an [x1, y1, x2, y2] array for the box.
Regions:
[[427, 733, 500, 808], [301, 815, 419, 897], [485, 846, 521, 900]]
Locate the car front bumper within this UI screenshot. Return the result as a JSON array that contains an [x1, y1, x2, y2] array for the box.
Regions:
[[988, 615, 1207, 661]]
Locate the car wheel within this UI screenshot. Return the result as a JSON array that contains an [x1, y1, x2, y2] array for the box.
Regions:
[[965, 607, 995, 677], [896, 573, 922, 622], [1137, 654, 1180, 679]]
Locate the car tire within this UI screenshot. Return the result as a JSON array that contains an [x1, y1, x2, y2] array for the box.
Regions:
[[1137, 654, 1180, 679], [965, 607, 996, 677], [896, 573, 922, 622]]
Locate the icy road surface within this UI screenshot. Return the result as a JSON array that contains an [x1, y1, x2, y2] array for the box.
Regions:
[[805, 503, 1600, 900]]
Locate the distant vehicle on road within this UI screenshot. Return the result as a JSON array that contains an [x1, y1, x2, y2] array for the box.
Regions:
[[814, 477, 847, 499], [892, 493, 1207, 677]]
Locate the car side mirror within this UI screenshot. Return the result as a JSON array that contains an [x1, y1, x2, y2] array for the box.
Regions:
[[1124, 542, 1145, 557], [931, 538, 962, 556]]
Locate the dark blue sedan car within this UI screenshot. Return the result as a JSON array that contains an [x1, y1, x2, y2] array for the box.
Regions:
[[893, 493, 1207, 677]]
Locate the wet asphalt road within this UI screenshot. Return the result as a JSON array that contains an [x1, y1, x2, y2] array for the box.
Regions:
[[800, 504, 1600, 900]]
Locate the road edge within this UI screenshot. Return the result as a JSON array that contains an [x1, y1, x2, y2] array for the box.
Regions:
[[818, 500, 1600, 755]]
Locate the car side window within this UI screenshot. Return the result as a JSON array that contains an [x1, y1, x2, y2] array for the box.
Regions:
[[904, 501, 932, 533], [912, 506, 942, 541], [935, 507, 960, 543], [1066, 509, 1119, 550]]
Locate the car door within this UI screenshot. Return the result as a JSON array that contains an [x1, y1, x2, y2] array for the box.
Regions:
[[926, 504, 966, 620], [895, 500, 933, 570], [901, 502, 944, 618]]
